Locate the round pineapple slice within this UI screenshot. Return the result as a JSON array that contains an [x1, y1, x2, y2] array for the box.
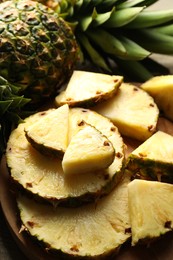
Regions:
[[17, 173, 131, 259], [62, 122, 115, 175], [128, 179, 173, 246], [6, 108, 125, 205], [94, 83, 159, 141], [55, 70, 123, 107], [25, 104, 69, 158]]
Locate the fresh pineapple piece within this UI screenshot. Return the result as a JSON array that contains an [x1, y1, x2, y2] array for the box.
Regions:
[[55, 70, 123, 107], [69, 107, 125, 183], [17, 173, 131, 259], [6, 108, 125, 205], [62, 122, 115, 175], [94, 83, 159, 141], [25, 104, 69, 158], [141, 75, 173, 122], [128, 179, 173, 246], [126, 131, 173, 182]]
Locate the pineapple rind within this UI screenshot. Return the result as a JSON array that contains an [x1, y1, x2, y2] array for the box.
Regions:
[[126, 131, 173, 182], [6, 107, 125, 205], [0, 0, 78, 104], [17, 172, 131, 258], [94, 83, 159, 141], [128, 179, 173, 246]]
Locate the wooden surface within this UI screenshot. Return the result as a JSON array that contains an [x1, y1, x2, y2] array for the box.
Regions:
[[0, 0, 173, 259]]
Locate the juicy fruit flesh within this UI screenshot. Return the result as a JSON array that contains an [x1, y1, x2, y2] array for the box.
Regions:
[[126, 131, 173, 181], [25, 104, 69, 157], [55, 71, 123, 106], [17, 173, 131, 258], [0, 0, 78, 103], [94, 83, 159, 141], [141, 75, 173, 122], [62, 123, 115, 175], [6, 108, 124, 204], [128, 179, 173, 246]]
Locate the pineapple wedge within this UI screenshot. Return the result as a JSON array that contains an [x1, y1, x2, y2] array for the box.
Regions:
[[62, 122, 115, 175], [128, 179, 173, 246], [25, 104, 69, 157], [55, 70, 123, 107], [17, 173, 131, 259], [126, 131, 173, 182], [141, 75, 173, 122], [94, 83, 159, 141], [6, 108, 125, 205]]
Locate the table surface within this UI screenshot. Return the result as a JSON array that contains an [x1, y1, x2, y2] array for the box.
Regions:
[[1, 1, 173, 259]]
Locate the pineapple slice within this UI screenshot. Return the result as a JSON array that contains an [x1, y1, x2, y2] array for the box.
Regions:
[[25, 104, 69, 158], [62, 122, 115, 175], [126, 131, 173, 182], [17, 173, 131, 258], [6, 108, 125, 205], [128, 179, 173, 246], [55, 70, 123, 107], [94, 83, 159, 141], [141, 75, 173, 122]]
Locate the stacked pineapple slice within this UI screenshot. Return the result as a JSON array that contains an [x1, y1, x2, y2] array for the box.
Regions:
[[5, 71, 173, 258]]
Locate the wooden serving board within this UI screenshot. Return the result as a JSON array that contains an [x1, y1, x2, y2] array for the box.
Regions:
[[1, 117, 173, 260]]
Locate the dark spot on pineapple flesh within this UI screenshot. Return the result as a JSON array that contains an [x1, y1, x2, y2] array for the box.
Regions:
[[26, 182, 33, 188], [70, 245, 79, 252], [78, 120, 85, 126], [133, 87, 139, 91], [40, 112, 46, 116], [116, 152, 123, 158], [149, 103, 154, 107], [164, 221, 172, 229], [103, 141, 110, 146], [27, 221, 35, 228], [114, 79, 119, 83], [148, 125, 154, 132], [110, 127, 116, 132]]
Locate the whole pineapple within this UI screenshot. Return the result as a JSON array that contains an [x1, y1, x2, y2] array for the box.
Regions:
[[0, 0, 78, 104], [40, 0, 173, 81]]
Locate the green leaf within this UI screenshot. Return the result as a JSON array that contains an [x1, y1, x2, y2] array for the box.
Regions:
[[104, 7, 144, 28], [87, 29, 126, 56], [78, 33, 111, 72], [118, 35, 151, 60], [136, 29, 173, 54], [0, 100, 13, 116], [126, 10, 173, 28], [92, 7, 115, 27]]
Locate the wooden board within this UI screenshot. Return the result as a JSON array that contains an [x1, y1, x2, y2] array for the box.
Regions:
[[1, 117, 173, 260]]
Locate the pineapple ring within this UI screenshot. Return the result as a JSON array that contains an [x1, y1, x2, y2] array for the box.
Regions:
[[6, 107, 125, 205]]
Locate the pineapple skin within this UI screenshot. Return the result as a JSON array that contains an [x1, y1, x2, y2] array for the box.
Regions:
[[0, 0, 78, 105]]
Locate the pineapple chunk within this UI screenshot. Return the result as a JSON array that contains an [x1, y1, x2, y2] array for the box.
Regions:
[[6, 108, 125, 205], [62, 122, 115, 175], [141, 75, 173, 121], [126, 131, 173, 182], [55, 70, 123, 107], [25, 104, 69, 157], [94, 83, 159, 141], [17, 173, 131, 258], [128, 179, 173, 246]]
